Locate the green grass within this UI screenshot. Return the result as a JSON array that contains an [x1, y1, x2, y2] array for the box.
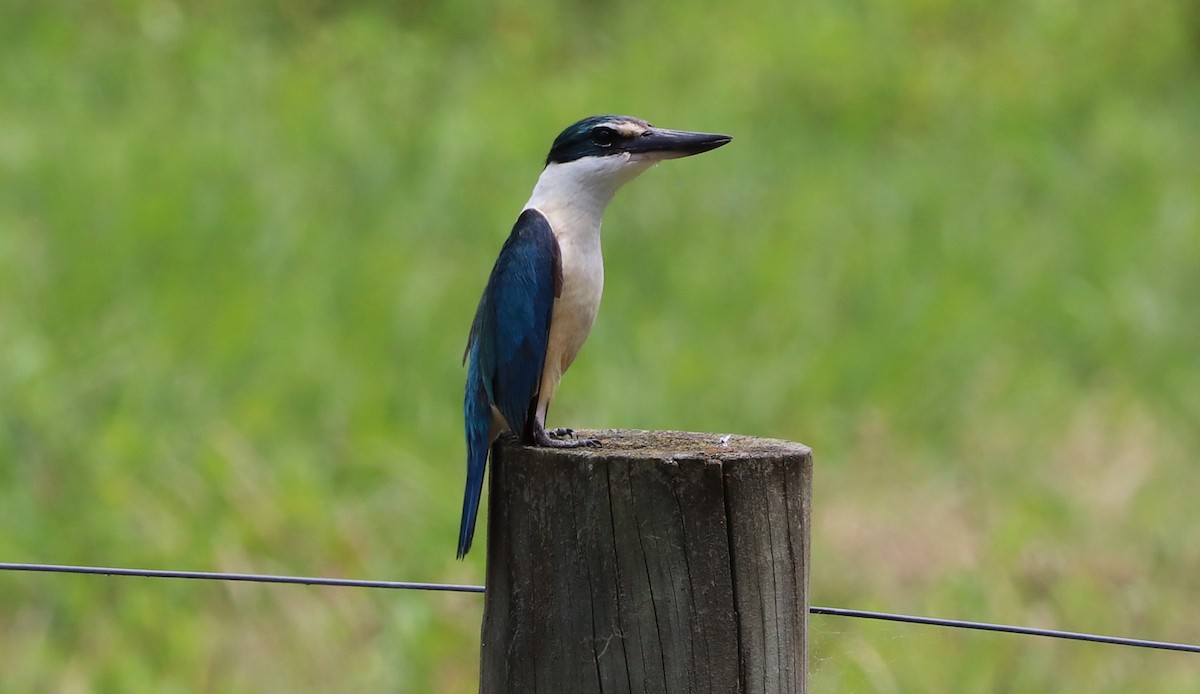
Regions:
[[2, 0, 1199, 690]]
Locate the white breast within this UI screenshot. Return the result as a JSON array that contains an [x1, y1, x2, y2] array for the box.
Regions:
[[522, 154, 656, 421], [525, 200, 605, 407], [547, 224, 603, 374]]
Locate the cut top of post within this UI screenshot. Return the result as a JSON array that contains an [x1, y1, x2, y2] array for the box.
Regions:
[[503, 428, 812, 461]]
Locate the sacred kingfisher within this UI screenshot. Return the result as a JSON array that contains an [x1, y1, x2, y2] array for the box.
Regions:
[[458, 115, 731, 557]]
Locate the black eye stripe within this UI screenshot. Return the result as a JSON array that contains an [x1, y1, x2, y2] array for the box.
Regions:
[[591, 126, 617, 146], [545, 115, 653, 164]]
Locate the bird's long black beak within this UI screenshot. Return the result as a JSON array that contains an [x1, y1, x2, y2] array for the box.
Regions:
[[625, 127, 733, 160]]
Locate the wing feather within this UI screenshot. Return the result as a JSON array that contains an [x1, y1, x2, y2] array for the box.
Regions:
[[458, 209, 560, 557]]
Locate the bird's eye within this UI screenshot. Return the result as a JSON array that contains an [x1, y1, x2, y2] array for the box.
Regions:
[[591, 127, 616, 147]]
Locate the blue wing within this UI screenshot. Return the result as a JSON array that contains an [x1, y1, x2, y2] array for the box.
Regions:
[[459, 209, 561, 558]]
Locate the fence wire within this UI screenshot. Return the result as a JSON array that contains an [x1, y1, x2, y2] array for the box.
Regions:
[[3, 561, 1197, 654], [0, 562, 484, 593]]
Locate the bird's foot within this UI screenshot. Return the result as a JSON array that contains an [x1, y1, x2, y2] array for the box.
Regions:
[[532, 423, 601, 448]]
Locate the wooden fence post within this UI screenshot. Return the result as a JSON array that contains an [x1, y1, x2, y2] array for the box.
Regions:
[[480, 429, 812, 694]]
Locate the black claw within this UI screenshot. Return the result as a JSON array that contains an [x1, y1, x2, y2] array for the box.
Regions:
[[530, 422, 601, 449], [535, 434, 597, 448]]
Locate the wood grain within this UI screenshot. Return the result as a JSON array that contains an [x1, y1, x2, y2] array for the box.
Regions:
[[480, 429, 812, 694]]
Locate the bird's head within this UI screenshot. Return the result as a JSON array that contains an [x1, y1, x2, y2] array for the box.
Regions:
[[546, 115, 732, 166], [535, 115, 732, 200]]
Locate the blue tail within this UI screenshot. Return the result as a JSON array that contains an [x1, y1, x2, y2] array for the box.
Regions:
[[458, 354, 491, 559]]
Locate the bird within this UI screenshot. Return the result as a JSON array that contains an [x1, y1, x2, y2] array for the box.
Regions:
[[458, 115, 732, 557]]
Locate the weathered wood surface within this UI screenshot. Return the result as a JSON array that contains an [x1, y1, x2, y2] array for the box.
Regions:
[[480, 429, 812, 694]]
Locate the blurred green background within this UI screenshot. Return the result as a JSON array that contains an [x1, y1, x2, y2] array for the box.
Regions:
[[2, 0, 1199, 690]]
